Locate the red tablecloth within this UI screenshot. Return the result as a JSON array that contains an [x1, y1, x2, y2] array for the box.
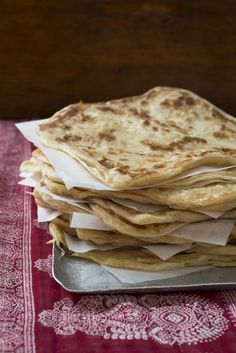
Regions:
[[1, 120, 236, 353]]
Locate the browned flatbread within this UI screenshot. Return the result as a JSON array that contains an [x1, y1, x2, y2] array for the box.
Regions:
[[76, 228, 190, 246], [20, 157, 42, 173], [75, 248, 236, 271], [49, 223, 236, 271], [37, 87, 236, 189], [42, 174, 236, 212], [29, 151, 236, 189], [90, 204, 184, 239], [33, 188, 90, 215]]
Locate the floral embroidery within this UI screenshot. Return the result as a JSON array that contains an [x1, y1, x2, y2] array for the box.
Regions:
[[39, 294, 228, 345], [34, 255, 52, 277], [222, 290, 236, 326], [0, 124, 35, 352]]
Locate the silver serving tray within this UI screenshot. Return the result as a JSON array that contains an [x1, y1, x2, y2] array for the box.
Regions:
[[52, 244, 236, 293]]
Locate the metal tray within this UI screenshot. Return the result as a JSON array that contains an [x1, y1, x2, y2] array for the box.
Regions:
[[52, 244, 236, 293]]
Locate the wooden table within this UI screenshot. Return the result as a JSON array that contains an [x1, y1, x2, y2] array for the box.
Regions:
[[0, 0, 235, 119]]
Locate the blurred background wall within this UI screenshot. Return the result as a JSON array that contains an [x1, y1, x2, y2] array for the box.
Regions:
[[0, 0, 235, 119]]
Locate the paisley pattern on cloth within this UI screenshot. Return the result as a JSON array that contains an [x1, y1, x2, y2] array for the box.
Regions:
[[222, 290, 236, 327], [38, 294, 228, 345], [0, 122, 35, 353], [34, 255, 52, 277]]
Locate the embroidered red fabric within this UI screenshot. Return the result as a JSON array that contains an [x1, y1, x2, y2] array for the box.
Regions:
[[1, 121, 236, 353]]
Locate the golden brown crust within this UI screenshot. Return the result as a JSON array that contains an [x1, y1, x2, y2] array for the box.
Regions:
[[37, 86, 236, 189]]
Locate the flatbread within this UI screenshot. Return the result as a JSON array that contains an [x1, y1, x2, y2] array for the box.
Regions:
[[78, 226, 236, 247], [42, 174, 236, 212], [52, 218, 236, 247], [34, 188, 89, 215], [49, 222, 68, 250], [75, 248, 236, 271], [52, 216, 191, 245], [193, 244, 236, 255], [41, 163, 63, 184], [89, 197, 210, 224], [76, 228, 190, 246], [90, 197, 236, 224], [52, 216, 77, 236], [20, 157, 42, 173], [32, 148, 50, 164], [90, 204, 184, 239], [134, 184, 236, 211], [37, 87, 236, 189], [24, 153, 236, 213], [76, 228, 148, 246], [36, 183, 215, 224], [49, 223, 236, 271], [32, 154, 236, 189], [43, 175, 153, 203], [162, 168, 236, 188]]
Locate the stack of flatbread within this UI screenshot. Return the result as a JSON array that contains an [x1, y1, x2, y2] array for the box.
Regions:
[[17, 87, 236, 280]]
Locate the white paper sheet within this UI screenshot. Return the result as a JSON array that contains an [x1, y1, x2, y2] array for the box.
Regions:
[[16, 120, 114, 191], [19, 171, 36, 178], [37, 205, 62, 222], [193, 209, 225, 219], [65, 233, 115, 252], [31, 181, 229, 220], [62, 234, 212, 284], [170, 219, 235, 246], [110, 197, 167, 212], [40, 145, 112, 191], [16, 119, 48, 145], [70, 212, 113, 231], [21, 173, 229, 219], [111, 198, 226, 218], [18, 172, 42, 187], [64, 232, 192, 260], [102, 265, 212, 283], [144, 243, 193, 261], [163, 165, 236, 184], [36, 186, 92, 212], [71, 214, 234, 246], [16, 120, 236, 191]]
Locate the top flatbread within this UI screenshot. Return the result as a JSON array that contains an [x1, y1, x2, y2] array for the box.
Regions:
[[37, 87, 236, 189]]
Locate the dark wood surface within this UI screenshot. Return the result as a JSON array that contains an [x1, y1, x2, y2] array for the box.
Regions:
[[0, 0, 236, 119]]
